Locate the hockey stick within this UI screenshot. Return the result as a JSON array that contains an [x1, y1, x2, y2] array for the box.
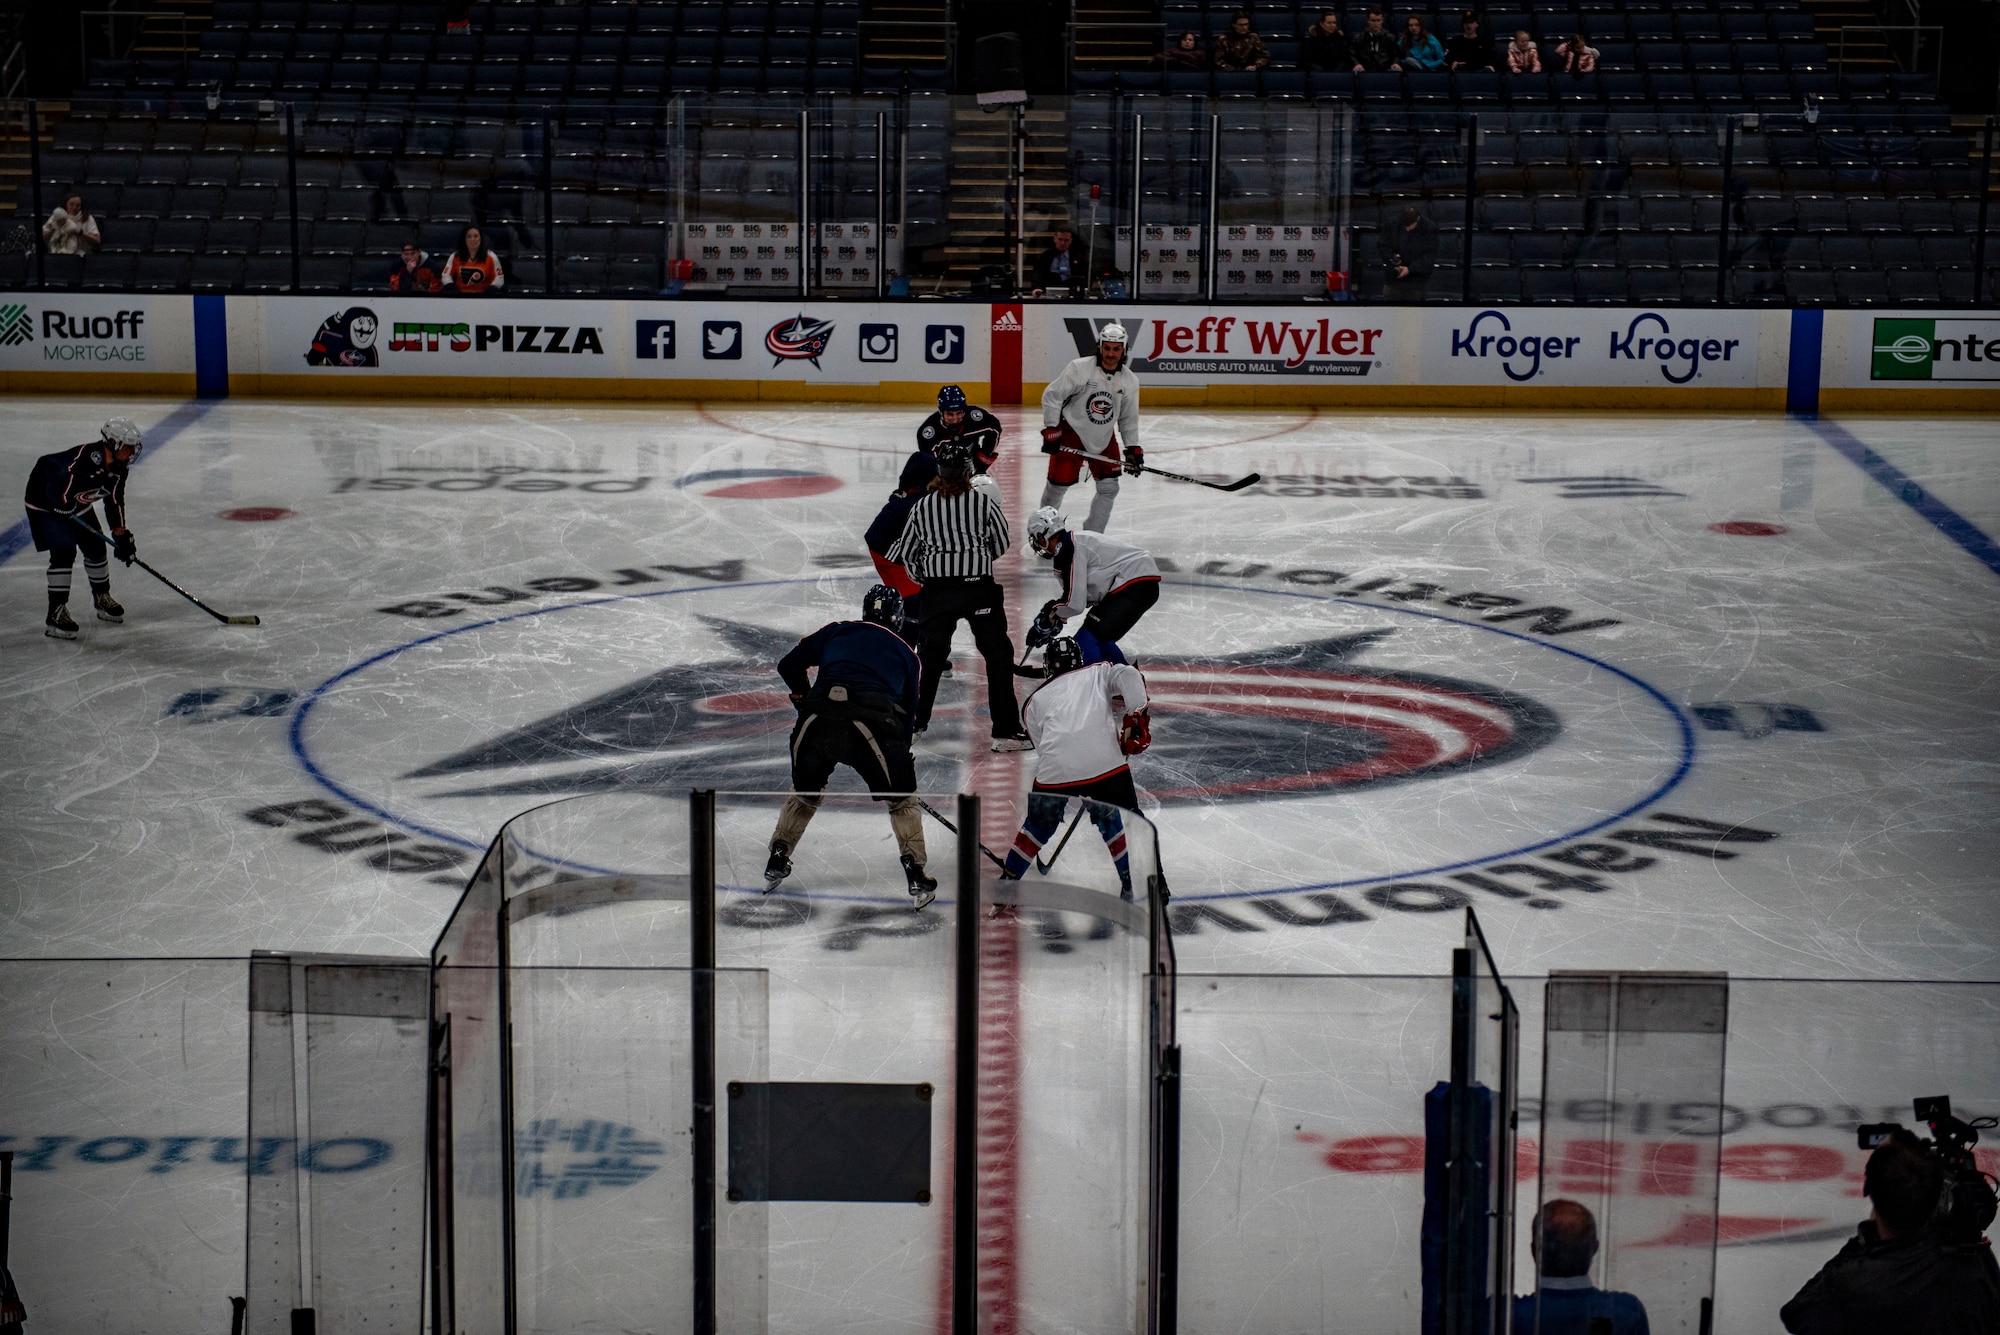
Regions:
[[63, 513, 260, 625], [1054, 444, 1260, 493], [1034, 803, 1086, 875], [916, 798, 1009, 872]]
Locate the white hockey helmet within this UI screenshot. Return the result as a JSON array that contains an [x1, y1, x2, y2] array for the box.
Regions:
[[100, 417, 142, 453], [1095, 322, 1129, 347], [1026, 505, 1065, 554]]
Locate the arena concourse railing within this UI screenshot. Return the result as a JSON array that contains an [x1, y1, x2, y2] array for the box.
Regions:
[[4, 91, 1994, 305], [3, 797, 1997, 1335]]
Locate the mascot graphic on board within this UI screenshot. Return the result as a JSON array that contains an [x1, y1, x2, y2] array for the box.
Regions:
[[306, 307, 380, 367]]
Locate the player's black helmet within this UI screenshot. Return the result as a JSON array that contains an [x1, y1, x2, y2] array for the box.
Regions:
[[1045, 637, 1084, 676], [934, 437, 975, 480], [862, 583, 904, 626], [937, 384, 969, 413]]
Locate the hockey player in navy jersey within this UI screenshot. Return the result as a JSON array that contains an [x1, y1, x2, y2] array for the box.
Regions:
[[916, 384, 1003, 481], [1000, 636, 1152, 901], [1022, 506, 1161, 666], [22, 418, 142, 639], [765, 584, 940, 907]]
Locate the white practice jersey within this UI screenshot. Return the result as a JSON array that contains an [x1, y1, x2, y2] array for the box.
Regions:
[[1023, 661, 1149, 788], [1041, 355, 1140, 455], [1050, 530, 1160, 621]]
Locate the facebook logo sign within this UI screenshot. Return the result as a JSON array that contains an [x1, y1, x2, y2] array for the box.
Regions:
[[702, 320, 742, 360], [635, 320, 675, 360], [925, 324, 965, 364]]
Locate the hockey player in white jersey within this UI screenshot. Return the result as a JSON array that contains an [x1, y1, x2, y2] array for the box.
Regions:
[[1023, 506, 1160, 666], [1000, 636, 1152, 900], [1039, 321, 1141, 533]]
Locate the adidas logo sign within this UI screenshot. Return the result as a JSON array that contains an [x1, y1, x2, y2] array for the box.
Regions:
[[991, 312, 1021, 332]]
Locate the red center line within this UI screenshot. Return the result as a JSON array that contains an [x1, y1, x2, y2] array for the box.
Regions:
[[938, 409, 1033, 1335]]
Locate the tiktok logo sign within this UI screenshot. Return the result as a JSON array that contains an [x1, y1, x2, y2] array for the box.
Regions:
[[925, 324, 965, 364]]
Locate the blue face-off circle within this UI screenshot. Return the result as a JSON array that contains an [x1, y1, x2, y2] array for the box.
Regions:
[[290, 577, 1695, 904]]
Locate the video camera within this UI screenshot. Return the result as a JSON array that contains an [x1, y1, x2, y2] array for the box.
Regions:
[[1857, 1096, 1999, 1244]]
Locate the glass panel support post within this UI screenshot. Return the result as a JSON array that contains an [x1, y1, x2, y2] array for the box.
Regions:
[[27, 99, 43, 290], [1975, 117, 1994, 306], [284, 103, 300, 293], [691, 789, 718, 1335], [541, 113, 555, 295], [798, 107, 811, 300], [1203, 113, 1219, 303], [1716, 116, 1737, 305], [1147, 855, 1181, 1335], [951, 793, 980, 1335], [876, 111, 888, 300], [1130, 113, 1144, 301], [1335, 103, 1354, 301], [1461, 112, 1478, 305]]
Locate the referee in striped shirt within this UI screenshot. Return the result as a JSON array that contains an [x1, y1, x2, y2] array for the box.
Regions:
[[886, 438, 1032, 751]]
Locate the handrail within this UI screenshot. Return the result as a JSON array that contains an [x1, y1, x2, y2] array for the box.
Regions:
[[0, 40, 24, 102], [1832, 22, 1944, 78]]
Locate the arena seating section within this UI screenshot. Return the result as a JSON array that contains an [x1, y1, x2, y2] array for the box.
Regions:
[[15, 0, 1993, 302]]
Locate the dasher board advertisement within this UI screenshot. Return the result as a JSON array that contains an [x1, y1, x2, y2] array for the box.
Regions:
[[242, 297, 990, 386], [0, 294, 193, 374], [1045, 308, 1394, 380]]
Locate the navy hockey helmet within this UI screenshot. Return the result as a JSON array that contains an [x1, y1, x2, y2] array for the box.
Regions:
[[862, 583, 905, 626], [1044, 637, 1085, 676], [936, 384, 969, 413], [934, 437, 975, 479]]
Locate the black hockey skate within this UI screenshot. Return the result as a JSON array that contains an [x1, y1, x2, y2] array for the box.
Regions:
[[763, 841, 792, 891], [93, 591, 124, 623], [902, 853, 937, 909], [45, 604, 78, 640]]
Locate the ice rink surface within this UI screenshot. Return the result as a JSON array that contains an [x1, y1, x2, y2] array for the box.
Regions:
[[1, 395, 1997, 1334]]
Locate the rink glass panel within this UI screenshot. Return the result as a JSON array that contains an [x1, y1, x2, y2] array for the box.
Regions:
[[0, 960, 248, 1335], [19, 93, 1989, 300], [245, 954, 430, 1335], [1533, 972, 1728, 1335], [1174, 973, 1454, 1334]]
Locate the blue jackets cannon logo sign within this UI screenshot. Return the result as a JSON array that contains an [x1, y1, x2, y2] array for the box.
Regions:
[[765, 315, 837, 368]]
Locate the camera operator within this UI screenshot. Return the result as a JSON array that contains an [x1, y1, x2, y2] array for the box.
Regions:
[[1780, 1127, 2000, 1333]]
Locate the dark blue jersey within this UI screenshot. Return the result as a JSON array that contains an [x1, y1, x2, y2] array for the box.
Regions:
[[24, 441, 129, 527], [864, 449, 941, 556], [779, 620, 921, 727], [916, 406, 1002, 471]]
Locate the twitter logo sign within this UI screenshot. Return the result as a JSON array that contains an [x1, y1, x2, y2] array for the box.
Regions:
[[702, 320, 743, 360]]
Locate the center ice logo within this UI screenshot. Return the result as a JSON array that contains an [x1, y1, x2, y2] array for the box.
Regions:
[[381, 620, 1554, 806]]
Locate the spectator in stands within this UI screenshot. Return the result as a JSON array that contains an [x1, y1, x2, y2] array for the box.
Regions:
[[1399, 14, 1448, 70], [42, 193, 100, 256], [1554, 31, 1599, 74], [1514, 1200, 1650, 1335], [441, 226, 504, 295], [1447, 13, 1497, 70], [1212, 13, 1272, 71], [387, 242, 441, 293], [1378, 204, 1437, 302], [1031, 225, 1087, 298], [1159, 30, 1208, 70], [1351, 7, 1401, 71], [1302, 12, 1352, 72], [1505, 28, 1542, 73]]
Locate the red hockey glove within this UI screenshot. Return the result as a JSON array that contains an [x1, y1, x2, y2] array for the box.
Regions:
[[1041, 426, 1065, 455], [1121, 445, 1145, 477], [1119, 708, 1152, 756]]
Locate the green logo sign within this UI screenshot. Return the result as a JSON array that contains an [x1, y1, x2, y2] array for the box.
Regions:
[[0, 303, 30, 347], [1871, 319, 1934, 380]]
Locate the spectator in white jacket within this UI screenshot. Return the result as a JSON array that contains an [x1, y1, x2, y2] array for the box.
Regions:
[[43, 194, 101, 255], [1039, 320, 1141, 533]]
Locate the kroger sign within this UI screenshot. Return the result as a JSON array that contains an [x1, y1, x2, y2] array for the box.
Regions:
[[1437, 309, 1752, 386]]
